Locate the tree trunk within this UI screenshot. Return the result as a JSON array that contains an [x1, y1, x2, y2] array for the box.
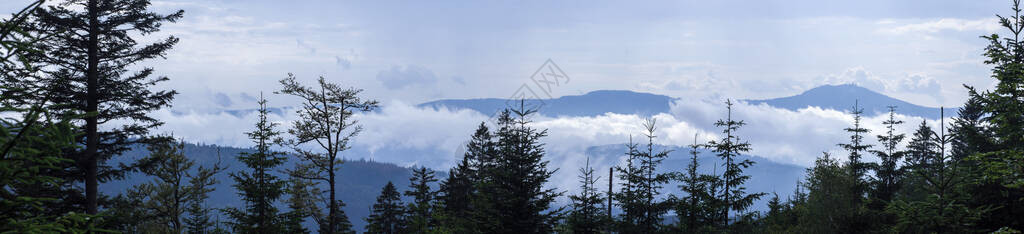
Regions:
[[328, 162, 336, 234], [84, 0, 100, 215]]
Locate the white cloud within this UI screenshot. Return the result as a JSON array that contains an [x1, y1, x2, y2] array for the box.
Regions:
[[880, 18, 1000, 34], [821, 67, 944, 101]]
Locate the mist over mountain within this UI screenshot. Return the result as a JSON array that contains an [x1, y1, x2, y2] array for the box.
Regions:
[[744, 84, 948, 119], [417, 84, 944, 119]]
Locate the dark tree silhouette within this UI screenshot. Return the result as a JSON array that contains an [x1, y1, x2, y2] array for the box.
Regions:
[[366, 181, 406, 234], [225, 94, 289, 233], [278, 74, 377, 234], [30, 0, 182, 214]]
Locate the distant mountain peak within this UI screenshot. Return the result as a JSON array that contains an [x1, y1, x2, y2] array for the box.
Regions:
[[745, 84, 945, 118]]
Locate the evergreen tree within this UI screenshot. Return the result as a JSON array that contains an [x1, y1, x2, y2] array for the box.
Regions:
[[29, 0, 182, 214], [889, 116, 986, 233], [224, 94, 288, 233], [277, 74, 378, 234], [567, 157, 606, 233], [184, 155, 224, 234], [281, 167, 318, 234], [797, 152, 860, 233], [438, 123, 490, 232], [0, 2, 107, 231], [477, 103, 563, 233], [674, 135, 720, 233], [615, 119, 672, 233], [116, 140, 224, 233], [870, 106, 906, 206], [967, 0, 1024, 229], [405, 167, 438, 233], [706, 100, 765, 228], [838, 101, 873, 195], [366, 181, 406, 234]]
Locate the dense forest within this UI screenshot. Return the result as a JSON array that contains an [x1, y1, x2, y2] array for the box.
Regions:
[[1, 0, 1024, 233]]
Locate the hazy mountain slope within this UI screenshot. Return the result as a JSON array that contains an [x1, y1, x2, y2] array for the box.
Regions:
[[744, 84, 946, 118], [417, 84, 945, 119], [102, 143, 425, 232], [418, 90, 676, 117]]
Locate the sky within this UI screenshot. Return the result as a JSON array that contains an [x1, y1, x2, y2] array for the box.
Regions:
[[0, 0, 1012, 170]]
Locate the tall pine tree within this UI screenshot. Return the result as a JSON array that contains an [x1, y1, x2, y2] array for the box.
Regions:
[[225, 94, 289, 233], [674, 135, 720, 233], [405, 167, 438, 233], [706, 100, 764, 228], [477, 103, 563, 233], [30, 0, 182, 214]]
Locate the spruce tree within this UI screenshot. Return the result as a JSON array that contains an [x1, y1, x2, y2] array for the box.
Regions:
[[967, 0, 1024, 229], [706, 100, 764, 228], [615, 118, 672, 232], [567, 157, 606, 233], [438, 123, 490, 232], [29, 0, 182, 214], [869, 106, 906, 206], [0, 2, 106, 231], [478, 103, 563, 232], [277, 74, 378, 234], [282, 167, 318, 234], [838, 101, 873, 195], [888, 117, 985, 233], [405, 167, 438, 233], [225, 94, 289, 233], [366, 181, 406, 234], [674, 135, 720, 232], [797, 152, 859, 233]]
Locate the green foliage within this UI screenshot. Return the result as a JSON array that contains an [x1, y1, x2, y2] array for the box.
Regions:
[[673, 136, 722, 233], [567, 157, 607, 233], [225, 94, 289, 233], [707, 100, 765, 229], [405, 167, 438, 233], [30, 0, 182, 214], [277, 74, 378, 234], [472, 104, 564, 233], [366, 181, 406, 234], [615, 118, 672, 233]]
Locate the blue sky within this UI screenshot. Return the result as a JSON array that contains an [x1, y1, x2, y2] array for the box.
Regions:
[[0, 0, 1011, 169]]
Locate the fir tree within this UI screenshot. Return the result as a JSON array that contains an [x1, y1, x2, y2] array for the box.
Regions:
[[967, 0, 1024, 229], [478, 103, 563, 233], [838, 101, 873, 194], [277, 74, 378, 234], [674, 135, 720, 232], [869, 106, 906, 206], [797, 152, 860, 233], [366, 181, 406, 234], [567, 157, 606, 233], [707, 100, 765, 228], [889, 117, 985, 233], [281, 167, 318, 234], [184, 155, 224, 234], [615, 118, 672, 232], [438, 123, 490, 232], [405, 167, 438, 233], [0, 2, 107, 231], [29, 0, 182, 214], [225, 94, 289, 233]]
